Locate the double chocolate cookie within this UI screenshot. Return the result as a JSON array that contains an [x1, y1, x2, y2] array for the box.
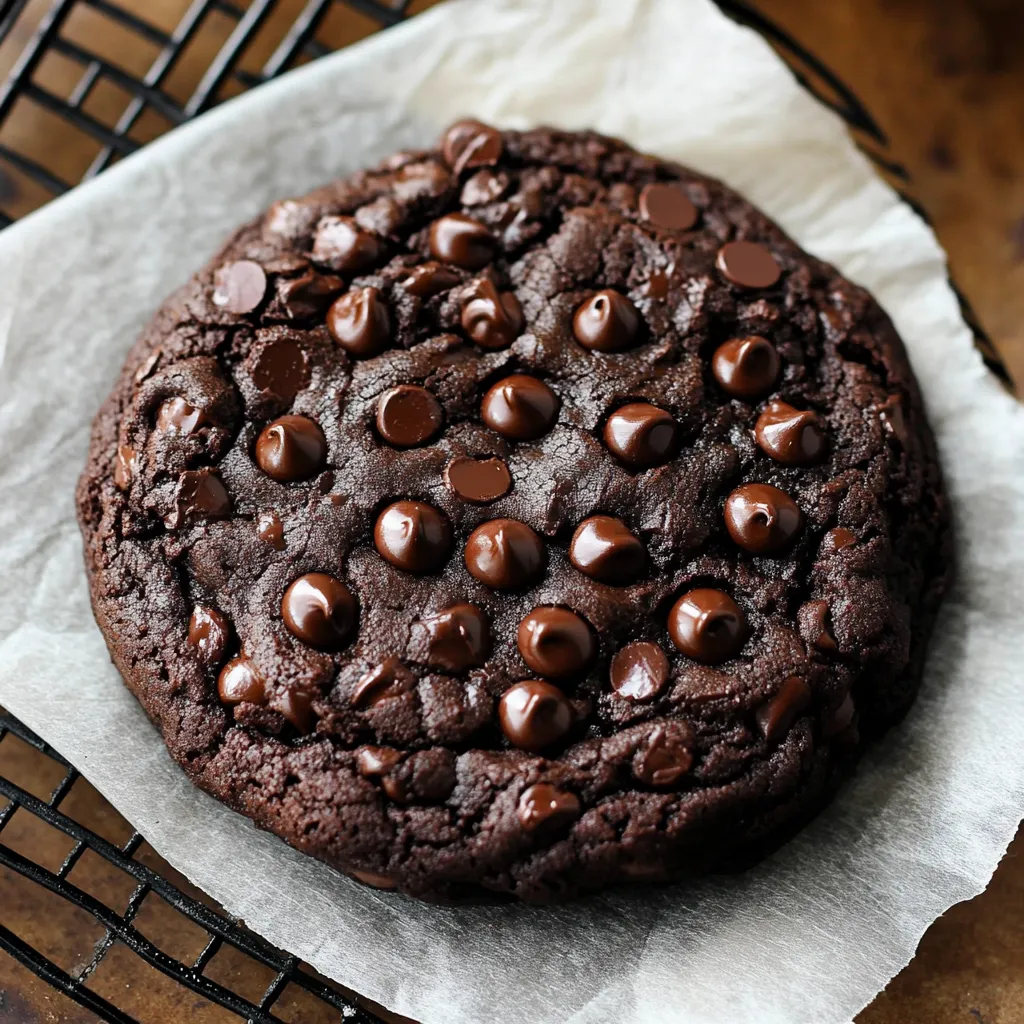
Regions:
[[77, 123, 951, 903]]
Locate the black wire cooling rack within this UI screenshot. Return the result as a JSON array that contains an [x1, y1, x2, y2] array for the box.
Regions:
[[0, 3, 1012, 1023]]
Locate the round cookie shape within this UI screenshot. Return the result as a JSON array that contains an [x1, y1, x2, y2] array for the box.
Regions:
[[78, 124, 951, 905]]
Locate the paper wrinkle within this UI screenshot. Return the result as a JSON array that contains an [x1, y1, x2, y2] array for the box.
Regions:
[[0, 0, 1022, 1022]]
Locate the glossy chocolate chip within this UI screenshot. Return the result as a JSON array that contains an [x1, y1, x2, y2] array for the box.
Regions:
[[156, 397, 205, 435], [423, 603, 491, 672], [724, 483, 803, 555], [568, 516, 646, 585], [257, 510, 285, 550], [375, 385, 443, 448], [480, 374, 559, 441], [213, 260, 266, 314], [444, 456, 512, 504], [877, 394, 909, 446], [327, 286, 391, 358], [352, 656, 416, 708], [516, 607, 595, 679], [638, 182, 698, 231], [255, 415, 327, 481], [312, 215, 382, 272], [217, 657, 265, 706], [165, 470, 231, 528], [755, 401, 826, 465], [610, 641, 670, 701], [668, 589, 745, 664], [756, 676, 812, 744], [517, 783, 581, 834], [603, 403, 680, 468], [355, 745, 404, 778], [823, 527, 857, 554], [633, 723, 693, 786], [572, 289, 641, 352], [464, 519, 545, 590], [188, 606, 231, 668], [429, 213, 497, 270], [711, 336, 780, 400], [113, 445, 136, 490], [441, 119, 503, 173], [461, 278, 524, 349], [716, 240, 781, 288], [271, 688, 315, 733], [276, 269, 343, 319], [799, 599, 837, 653], [822, 692, 855, 738], [374, 501, 452, 574], [251, 338, 310, 401], [498, 679, 573, 752], [401, 262, 461, 298], [281, 572, 357, 650]]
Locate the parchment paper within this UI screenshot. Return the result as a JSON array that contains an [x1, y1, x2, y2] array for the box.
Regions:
[[1, 1, 1023, 1021]]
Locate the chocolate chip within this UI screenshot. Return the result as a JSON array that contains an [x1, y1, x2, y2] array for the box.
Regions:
[[603, 403, 680, 468], [326, 287, 391, 358], [155, 397, 206, 436], [822, 527, 857, 554], [498, 679, 573, 752], [374, 500, 452, 573], [638, 182, 698, 231], [799, 599, 837, 653], [213, 260, 267, 314], [134, 349, 161, 384], [516, 606, 595, 679], [423, 603, 490, 672], [255, 415, 327, 482], [401, 262, 461, 298], [755, 401, 826, 465], [441, 119, 503, 174], [352, 656, 416, 708], [877, 394, 909, 446], [724, 483, 803, 555], [275, 269, 343, 319], [668, 588, 745, 664], [517, 783, 580, 833], [429, 213, 497, 270], [217, 656, 265, 705], [348, 869, 397, 890], [460, 278, 524, 349], [188, 606, 231, 668], [250, 337, 310, 401], [711, 336, 780, 399], [281, 572, 357, 650], [165, 470, 231, 528], [610, 641, 670, 701], [271, 688, 315, 733], [461, 169, 508, 206], [444, 456, 512, 504], [716, 241, 781, 289], [113, 445, 136, 490], [480, 374, 559, 441], [568, 516, 646, 585], [756, 676, 812, 743], [257, 510, 285, 550], [572, 289, 641, 352], [375, 385, 443, 448], [632, 723, 693, 786], [464, 519, 545, 589], [312, 215, 382, 272], [355, 745, 404, 777], [822, 692, 855, 737]]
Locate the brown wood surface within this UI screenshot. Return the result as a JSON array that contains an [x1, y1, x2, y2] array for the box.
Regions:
[[2, 1, 1023, 1021]]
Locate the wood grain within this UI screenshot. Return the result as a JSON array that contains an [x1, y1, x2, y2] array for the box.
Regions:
[[2, 1, 1023, 1021]]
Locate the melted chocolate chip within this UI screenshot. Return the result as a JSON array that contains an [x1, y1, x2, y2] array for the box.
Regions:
[[429, 214, 497, 270], [255, 415, 327, 482], [480, 375, 559, 441], [724, 483, 803, 555], [638, 182, 698, 231], [711, 336, 780, 400], [460, 279, 524, 349], [633, 723, 693, 786], [877, 394, 909, 446], [755, 401, 826, 465], [355, 745, 404, 777], [610, 641, 670, 701], [756, 676, 812, 744], [498, 679, 573, 752], [516, 606, 595, 679], [444, 456, 512, 504], [165, 470, 231, 528], [461, 169, 508, 206], [257, 510, 285, 550], [401, 262, 461, 298], [217, 657, 265, 705], [568, 516, 646, 585], [464, 519, 545, 589], [423, 603, 491, 672], [155, 397, 205, 435], [799, 599, 837, 652], [348, 869, 398, 890], [517, 783, 581, 834], [441, 119, 503, 174], [374, 500, 453, 573], [668, 589, 745, 664], [275, 269, 343, 319], [572, 289, 641, 352], [603, 403, 680, 468], [251, 338, 310, 401], [188, 606, 231, 668], [716, 240, 781, 289], [271, 688, 315, 733], [326, 287, 391, 358], [352, 656, 416, 708], [213, 260, 267, 314], [823, 527, 857, 554], [822, 693, 855, 738], [113, 445, 136, 490], [312, 216, 382, 272], [376, 385, 444, 448], [281, 572, 357, 650]]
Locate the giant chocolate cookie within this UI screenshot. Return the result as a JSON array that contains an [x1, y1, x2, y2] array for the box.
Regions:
[[77, 123, 951, 903]]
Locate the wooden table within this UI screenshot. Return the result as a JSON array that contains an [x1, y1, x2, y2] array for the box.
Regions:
[[1, 1, 1022, 1021]]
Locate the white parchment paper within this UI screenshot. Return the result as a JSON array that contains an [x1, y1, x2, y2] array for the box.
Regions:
[[1, 1, 1023, 1021]]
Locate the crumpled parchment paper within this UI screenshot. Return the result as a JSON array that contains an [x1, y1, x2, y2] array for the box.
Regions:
[[1, 1, 1022, 1022]]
